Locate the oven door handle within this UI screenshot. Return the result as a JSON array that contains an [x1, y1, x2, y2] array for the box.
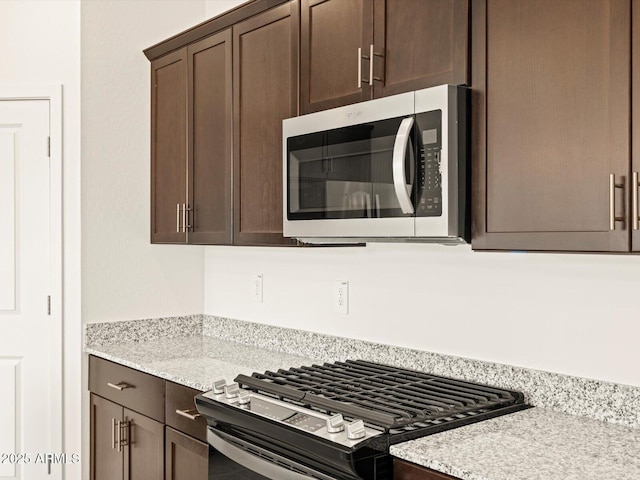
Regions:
[[207, 429, 339, 480], [392, 116, 415, 214]]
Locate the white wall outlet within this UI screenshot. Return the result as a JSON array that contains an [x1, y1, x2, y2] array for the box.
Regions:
[[334, 281, 349, 314], [251, 274, 263, 303]]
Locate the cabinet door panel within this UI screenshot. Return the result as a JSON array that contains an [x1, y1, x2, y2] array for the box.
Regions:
[[90, 394, 123, 480], [632, 0, 640, 251], [472, 0, 630, 251], [124, 409, 164, 480], [151, 49, 188, 243], [300, 0, 373, 113], [394, 458, 460, 479], [188, 30, 233, 245], [374, 0, 468, 98], [233, 1, 298, 245], [165, 427, 208, 480]]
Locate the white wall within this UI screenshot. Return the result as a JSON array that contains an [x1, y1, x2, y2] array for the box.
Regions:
[[206, 0, 246, 18], [205, 244, 640, 388], [81, 0, 206, 324], [0, 1, 82, 477]]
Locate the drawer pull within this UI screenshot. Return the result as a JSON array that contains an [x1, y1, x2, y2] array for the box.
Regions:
[[176, 409, 202, 421], [107, 382, 133, 391]]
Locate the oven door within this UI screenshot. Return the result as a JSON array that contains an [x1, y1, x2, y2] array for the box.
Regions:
[[207, 428, 339, 480]]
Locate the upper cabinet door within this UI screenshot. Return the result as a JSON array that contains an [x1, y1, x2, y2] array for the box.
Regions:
[[373, 0, 469, 98], [300, 0, 373, 114], [472, 0, 631, 252], [187, 30, 233, 245], [151, 49, 188, 244], [233, 1, 299, 245], [632, 0, 640, 251]]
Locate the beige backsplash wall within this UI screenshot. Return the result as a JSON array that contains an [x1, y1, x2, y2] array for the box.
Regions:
[[204, 243, 640, 388]]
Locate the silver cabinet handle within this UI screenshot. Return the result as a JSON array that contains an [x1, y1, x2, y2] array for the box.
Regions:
[[112, 418, 117, 450], [176, 203, 181, 233], [182, 203, 192, 232], [357, 47, 362, 88], [175, 409, 202, 421], [369, 44, 374, 85], [633, 171, 639, 230], [107, 382, 133, 391], [116, 420, 130, 452], [392, 117, 416, 214], [609, 173, 625, 230]]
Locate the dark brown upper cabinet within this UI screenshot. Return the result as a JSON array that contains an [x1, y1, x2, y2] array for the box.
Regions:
[[150, 30, 233, 245], [232, 1, 299, 245], [472, 0, 632, 252], [300, 0, 469, 114], [151, 49, 188, 244], [632, 0, 640, 251]]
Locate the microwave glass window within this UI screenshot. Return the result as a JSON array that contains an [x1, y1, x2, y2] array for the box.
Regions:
[[287, 116, 415, 220]]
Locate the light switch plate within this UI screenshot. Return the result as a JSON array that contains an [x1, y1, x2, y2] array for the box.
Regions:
[[334, 281, 349, 314], [251, 274, 263, 303]]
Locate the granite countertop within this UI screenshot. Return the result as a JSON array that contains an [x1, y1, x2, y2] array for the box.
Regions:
[[85, 317, 640, 480], [85, 335, 319, 391], [391, 407, 640, 480]]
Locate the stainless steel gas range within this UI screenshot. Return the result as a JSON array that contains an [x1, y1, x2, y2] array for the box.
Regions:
[[194, 360, 528, 480]]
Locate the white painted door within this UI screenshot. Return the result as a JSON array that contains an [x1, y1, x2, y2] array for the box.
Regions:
[[0, 100, 60, 479]]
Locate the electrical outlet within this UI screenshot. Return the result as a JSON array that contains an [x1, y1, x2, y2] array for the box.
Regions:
[[251, 274, 263, 303], [334, 281, 349, 314]]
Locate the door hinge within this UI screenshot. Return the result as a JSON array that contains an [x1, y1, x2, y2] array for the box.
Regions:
[[47, 136, 50, 157], [47, 296, 51, 315]]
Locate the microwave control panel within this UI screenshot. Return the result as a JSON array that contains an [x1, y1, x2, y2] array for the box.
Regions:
[[416, 110, 442, 217]]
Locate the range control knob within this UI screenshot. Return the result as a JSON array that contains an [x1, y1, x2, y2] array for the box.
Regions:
[[346, 420, 366, 440], [326, 414, 345, 434], [238, 390, 251, 405], [212, 380, 226, 395], [224, 383, 240, 399]]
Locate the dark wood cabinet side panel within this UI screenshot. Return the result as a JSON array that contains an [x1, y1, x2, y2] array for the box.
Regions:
[[472, 0, 630, 252], [233, 1, 299, 246], [165, 427, 208, 480], [124, 409, 164, 480], [90, 394, 123, 480], [188, 30, 233, 245], [394, 459, 460, 480], [632, 0, 640, 251], [374, 0, 468, 98], [300, 0, 373, 113], [151, 50, 188, 244]]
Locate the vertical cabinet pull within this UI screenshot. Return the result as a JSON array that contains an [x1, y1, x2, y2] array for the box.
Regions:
[[357, 47, 362, 88], [182, 203, 192, 232], [112, 418, 118, 450], [176, 203, 181, 233], [117, 420, 130, 453], [633, 171, 639, 231], [609, 173, 625, 230], [368, 44, 374, 86]]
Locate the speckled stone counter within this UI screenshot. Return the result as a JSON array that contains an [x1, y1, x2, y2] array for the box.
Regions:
[[85, 316, 640, 480], [85, 334, 318, 391], [390, 407, 640, 480]]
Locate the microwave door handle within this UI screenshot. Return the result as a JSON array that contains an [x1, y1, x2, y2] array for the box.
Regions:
[[392, 116, 415, 214]]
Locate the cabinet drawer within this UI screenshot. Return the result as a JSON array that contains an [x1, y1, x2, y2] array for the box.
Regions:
[[165, 381, 207, 442], [89, 356, 165, 422]]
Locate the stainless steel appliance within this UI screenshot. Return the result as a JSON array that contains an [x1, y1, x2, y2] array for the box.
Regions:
[[282, 85, 469, 244], [195, 360, 528, 480]]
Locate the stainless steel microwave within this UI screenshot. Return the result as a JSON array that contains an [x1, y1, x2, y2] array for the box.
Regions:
[[282, 84, 469, 244]]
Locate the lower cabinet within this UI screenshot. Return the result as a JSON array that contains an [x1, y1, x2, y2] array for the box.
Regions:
[[89, 355, 208, 480], [165, 427, 208, 480], [394, 458, 460, 480], [89, 394, 164, 480]]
